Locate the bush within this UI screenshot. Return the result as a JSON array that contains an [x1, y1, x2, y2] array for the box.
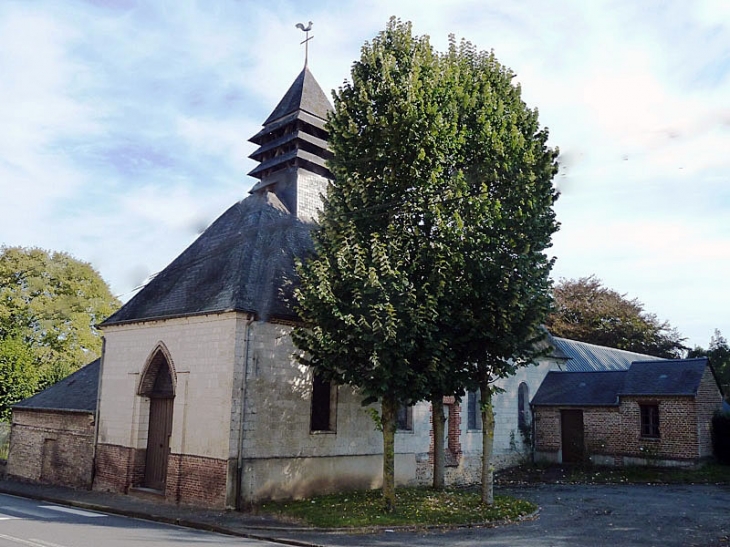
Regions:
[[712, 411, 730, 464]]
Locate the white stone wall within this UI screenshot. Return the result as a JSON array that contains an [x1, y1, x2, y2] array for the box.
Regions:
[[100, 310, 563, 502], [295, 169, 328, 223], [490, 359, 558, 464], [236, 320, 560, 500], [98, 313, 239, 461], [238, 320, 433, 501]]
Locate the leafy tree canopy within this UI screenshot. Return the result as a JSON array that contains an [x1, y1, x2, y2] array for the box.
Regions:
[[688, 329, 730, 395], [293, 18, 559, 508], [546, 276, 686, 358], [0, 246, 120, 415]]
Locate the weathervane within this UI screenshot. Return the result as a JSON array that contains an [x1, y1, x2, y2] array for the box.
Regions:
[[295, 21, 314, 67]]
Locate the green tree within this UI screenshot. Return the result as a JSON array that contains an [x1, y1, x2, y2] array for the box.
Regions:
[[0, 246, 120, 406], [294, 19, 560, 508], [688, 329, 730, 396], [546, 276, 686, 358], [0, 335, 38, 421], [437, 38, 559, 503], [293, 19, 456, 511]]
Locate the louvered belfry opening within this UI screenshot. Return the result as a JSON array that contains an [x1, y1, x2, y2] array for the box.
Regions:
[[247, 67, 333, 222]]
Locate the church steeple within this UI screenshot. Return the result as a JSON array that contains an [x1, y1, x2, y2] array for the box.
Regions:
[[247, 67, 333, 222]]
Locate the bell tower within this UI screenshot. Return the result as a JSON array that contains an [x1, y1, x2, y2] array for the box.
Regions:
[[247, 68, 333, 223]]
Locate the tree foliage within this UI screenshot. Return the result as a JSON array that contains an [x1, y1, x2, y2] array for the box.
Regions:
[[546, 276, 686, 358], [438, 38, 559, 503], [0, 335, 38, 421], [293, 18, 559, 510], [688, 329, 730, 395], [0, 246, 120, 417]]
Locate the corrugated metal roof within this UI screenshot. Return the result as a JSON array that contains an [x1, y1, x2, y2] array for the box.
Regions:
[[552, 337, 662, 372]]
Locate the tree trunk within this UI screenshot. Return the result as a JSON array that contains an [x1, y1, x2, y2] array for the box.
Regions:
[[381, 394, 398, 512], [480, 380, 495, 505], [432, 396, 445, 490]]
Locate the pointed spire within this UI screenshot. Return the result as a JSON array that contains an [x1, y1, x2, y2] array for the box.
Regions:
[[262, 67, 331, 126], [248, 67, 333, 182]]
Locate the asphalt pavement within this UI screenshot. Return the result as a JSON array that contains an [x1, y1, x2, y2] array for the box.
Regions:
[[0, 476, 728, 547]]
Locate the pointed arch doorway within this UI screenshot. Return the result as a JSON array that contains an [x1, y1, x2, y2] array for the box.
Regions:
[[138, 345, 176, 492]]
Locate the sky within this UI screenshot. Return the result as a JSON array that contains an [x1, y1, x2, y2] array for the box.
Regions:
[[1, 0, 729, 349]]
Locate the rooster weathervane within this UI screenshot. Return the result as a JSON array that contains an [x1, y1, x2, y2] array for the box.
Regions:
[[296, 21, 314, 67]]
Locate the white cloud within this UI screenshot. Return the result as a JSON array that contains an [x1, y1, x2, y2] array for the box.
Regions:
[[1, 0, 729, 347]]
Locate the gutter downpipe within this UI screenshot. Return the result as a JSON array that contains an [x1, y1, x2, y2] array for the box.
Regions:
[[91, 336, 106, 487], [235, 315, 255, 510]]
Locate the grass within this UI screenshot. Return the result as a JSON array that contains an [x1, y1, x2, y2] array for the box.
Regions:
[[259, 487, 537, 528]]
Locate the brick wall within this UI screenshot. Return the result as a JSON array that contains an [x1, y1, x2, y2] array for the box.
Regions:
[[8, 409, 95, 488], [533, 407, 561, 460], [618, 397, 698, 462], [94, 444, 228, 508], [534, 372, 723, 466], [697, 367, 724, 458], [166, 453, 228, 507], [93, 443, 134, 493]]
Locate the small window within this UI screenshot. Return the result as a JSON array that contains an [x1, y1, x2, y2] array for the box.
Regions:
[[640, 404, 660, 438], [310, 374, 336, 432], [518, 382, 530, 430], [467, 390, 481, 430], [397, 405, 413, 431]]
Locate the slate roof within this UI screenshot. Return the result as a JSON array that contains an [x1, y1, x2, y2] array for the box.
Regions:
[[102, 68, 335, 326], [532, 357, 712, 407], [14, 359, 100, 413], [621, 358, 709, 396], [551, 337, 662, 372], [263, 67, 332, 125], [102, 192, 315, 325], [531, 370, 625, 406]]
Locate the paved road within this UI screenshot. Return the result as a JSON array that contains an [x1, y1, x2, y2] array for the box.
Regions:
[[1, 482, 728, 546], [0, 494, 276, 547], [287, 483, 730, 547]]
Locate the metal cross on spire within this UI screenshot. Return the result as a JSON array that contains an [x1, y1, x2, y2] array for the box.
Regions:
[[295, 21, 314, 68]]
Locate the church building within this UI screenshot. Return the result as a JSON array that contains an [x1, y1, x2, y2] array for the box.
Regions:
[[92, 65, 542, 509], [89, 66, 672, 510]]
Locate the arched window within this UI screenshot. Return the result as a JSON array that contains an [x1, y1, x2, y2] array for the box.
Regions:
[[518, 382, 530, 430], [138, 343, 176, 398]]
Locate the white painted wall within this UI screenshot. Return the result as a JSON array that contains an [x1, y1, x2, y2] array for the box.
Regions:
[[98, 313, 239, 461]]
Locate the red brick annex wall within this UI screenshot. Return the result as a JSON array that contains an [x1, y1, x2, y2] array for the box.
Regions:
[[534, 371, 722, 466], [8, 409, 95, 488], [94, 444, 228, 508]]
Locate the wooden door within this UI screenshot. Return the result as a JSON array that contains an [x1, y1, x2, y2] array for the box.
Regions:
[[144, 397, 173, 491], [561, 409, 584, 463]]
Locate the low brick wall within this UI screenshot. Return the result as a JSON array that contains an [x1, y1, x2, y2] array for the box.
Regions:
[[94, 443, 228, 508], [7, 409, 95, 488], [166, 453, 227, 507]]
